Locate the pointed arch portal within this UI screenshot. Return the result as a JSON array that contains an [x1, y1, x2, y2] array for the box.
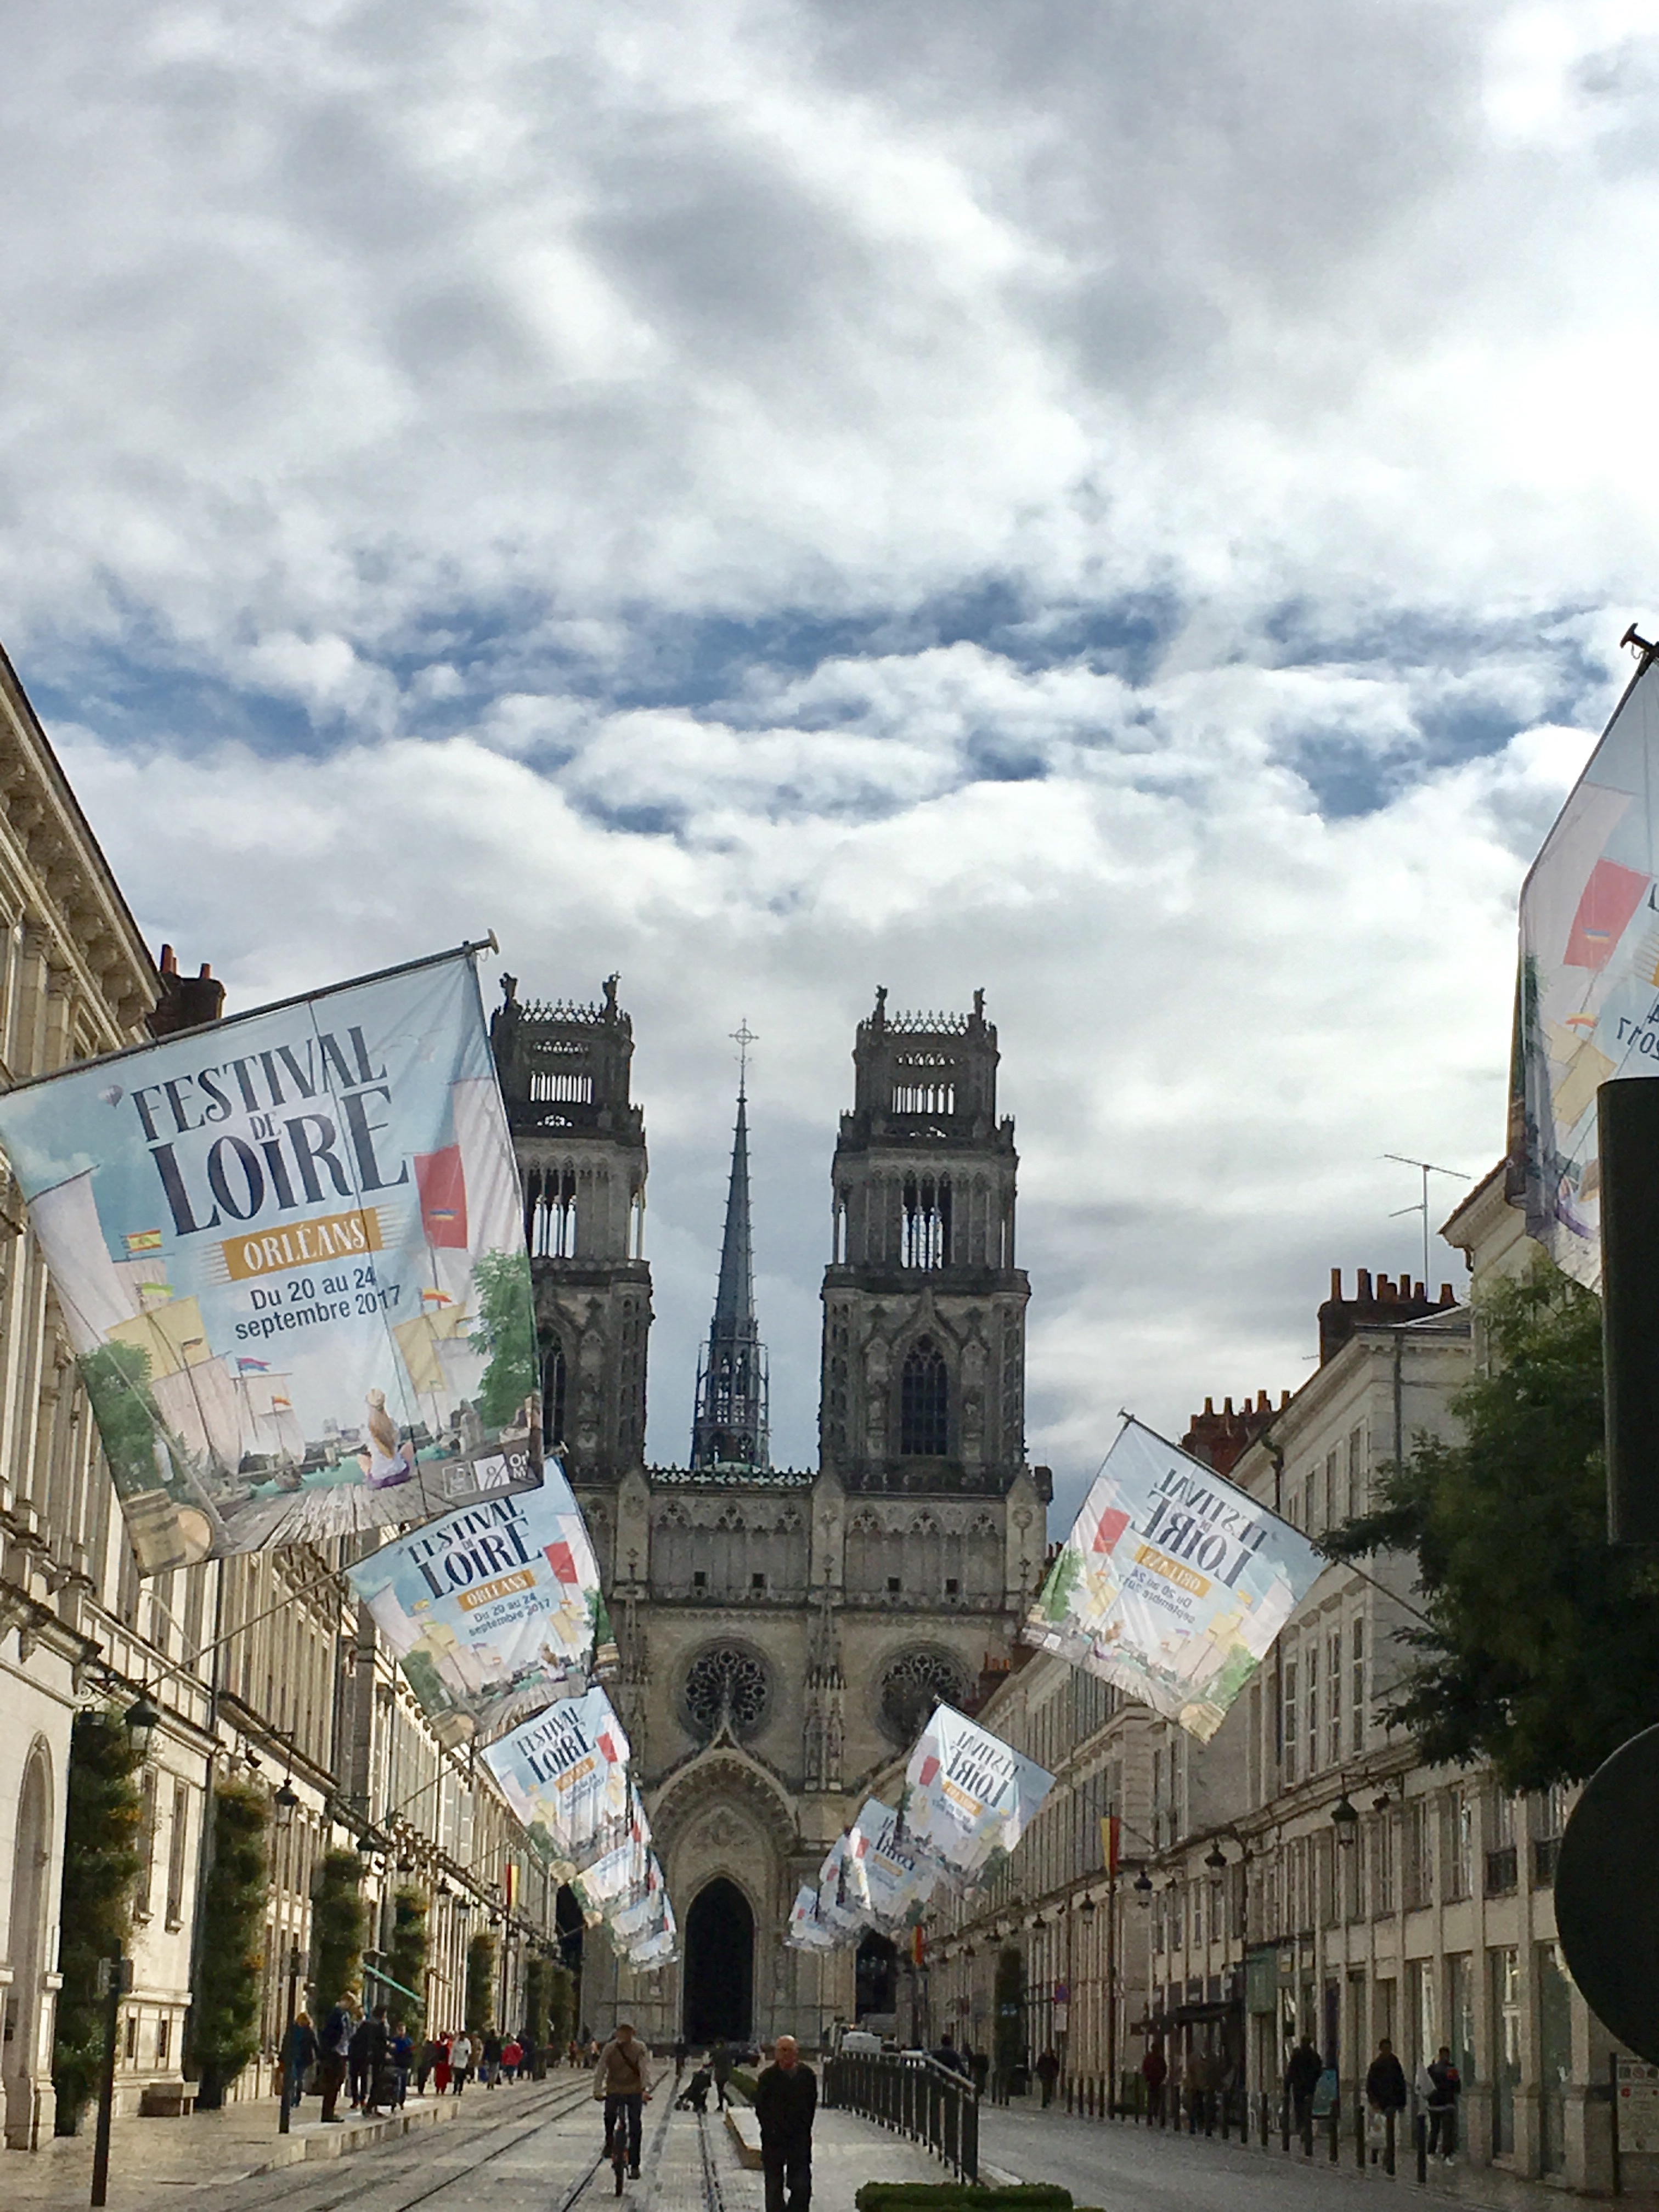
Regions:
[[682, 1878, 754, 2045]]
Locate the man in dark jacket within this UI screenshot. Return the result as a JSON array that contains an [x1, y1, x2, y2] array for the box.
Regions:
[[317, 1996, 356, 2124], [361, 2006, 391, 2117], [1366, 2039, 1407, 2113], [711, 2039, 735, 2109], [931, 2032, 969, 2078], [1285, 2036, 1322, 2137], [1426, 2047, 1461, 2162], [753, 2036, 816, 2212]]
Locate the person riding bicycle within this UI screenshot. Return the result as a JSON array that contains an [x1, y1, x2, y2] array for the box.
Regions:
[[594, 2022, 651, 2180]]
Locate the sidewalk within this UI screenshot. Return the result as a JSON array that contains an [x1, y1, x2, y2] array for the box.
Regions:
[[647, 2094, 945, 2212], [982, 2096, 1659, 2212], [0, 2070, 589, 2211]]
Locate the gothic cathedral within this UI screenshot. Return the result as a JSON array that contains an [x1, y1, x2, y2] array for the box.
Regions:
[[490, 981, 1050, 2045]]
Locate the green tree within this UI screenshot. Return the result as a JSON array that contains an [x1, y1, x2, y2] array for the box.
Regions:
[[189, 1784, 270, 2107], [548, 1960, 574, 2050], [470, 1250, 538, 1429], [1325, 1259, 1659, 1788], [465, 1933, 498, 2033], [522, 1953, 547, 2052], [387, 1889, 428, 2032], [311, 1851, 366, 2016], [52, 1711, 143, 2132]]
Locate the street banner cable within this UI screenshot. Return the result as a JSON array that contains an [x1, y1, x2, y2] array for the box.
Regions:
[[1024, 1414, 1323, 1742], [346, 1468, 613, 1745], [0, 943, 541, 1567], [1514, 645, 1659, 1284]]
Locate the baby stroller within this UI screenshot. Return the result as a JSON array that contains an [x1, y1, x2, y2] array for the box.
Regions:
[[676, 2068, 713, 2114]]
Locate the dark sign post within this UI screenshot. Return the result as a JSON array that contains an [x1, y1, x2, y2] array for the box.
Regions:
[[1599, 1078, 1659, 1544], [278, 1943, 303, 2135], [89, 1946, 132, 2208]]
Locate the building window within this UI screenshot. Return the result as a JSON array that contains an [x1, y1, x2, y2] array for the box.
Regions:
[[1346, 1425, 1366, 1517], [125, 2014, 139, 2062], [1372, 1814, 1396, 1916], [541, 1339, 568, 1449], [165, 1782, 190, 1928], [134, 1768, 158, 1921], [1404, 1799, 1432, 1910], [899, 1339, 949, 1455], [1327, 1625, 1343, 1767], [877, 1649, 969, 1745], [900, 1176, 951, 1269], [1442, 1787, 1472, 1902], [1281, 1657, 1299, 1786], [1350, 1617, 1366, 1754], [1324, 1450, 1339, 1527], [1305, 1642, 1319, 1774]]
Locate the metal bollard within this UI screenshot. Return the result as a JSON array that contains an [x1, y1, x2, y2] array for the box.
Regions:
[[1355, 2094, 1366, 2168], [1281, 2095, 1292, 2152], [1414, 2112, 1427, 2185], [1384, 2107, 1396, 2175], [1328, 2102, 1340, 2163]]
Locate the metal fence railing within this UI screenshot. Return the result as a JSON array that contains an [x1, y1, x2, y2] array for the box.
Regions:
[[823, 2050, 979, 2183]]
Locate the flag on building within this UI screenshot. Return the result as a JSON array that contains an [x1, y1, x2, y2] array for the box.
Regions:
[[1514, 647, 1659, 1283], [0, 943, 540, 1571], [1026, 1415, 1323, 1742], [347, 1472, 609, 1740]]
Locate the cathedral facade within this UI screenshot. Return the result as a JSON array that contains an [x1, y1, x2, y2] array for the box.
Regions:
[[490, 981, 1050, 2047]]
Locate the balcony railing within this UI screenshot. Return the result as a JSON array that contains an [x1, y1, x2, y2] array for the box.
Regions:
[[823, 2050, 978, 2182]]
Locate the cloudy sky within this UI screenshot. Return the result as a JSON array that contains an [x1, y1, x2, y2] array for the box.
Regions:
[[3, 0, 1654, 1521]]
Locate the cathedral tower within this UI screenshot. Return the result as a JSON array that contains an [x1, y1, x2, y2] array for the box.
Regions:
[[689, 1048, 769, 1473], [819, 988, 1030, 1492], [490, 974, 651, 1483]]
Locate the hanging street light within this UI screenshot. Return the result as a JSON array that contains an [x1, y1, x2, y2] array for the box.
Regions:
[[123, 1692, 161, 1758], [272, 1779, 301, 1830]]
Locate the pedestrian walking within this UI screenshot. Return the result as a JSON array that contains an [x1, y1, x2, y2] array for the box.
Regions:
[[348, 2010, 373, 2109], [712, 2038, 734, 2109], [450, 2030, 474, 2093], [283, 2011, 318, 2110], [433, 2033, 453, 2097], [1285, 2035, 1321, 2138], [594, 2022, 651, 2179], [417, 2034, 441, 2096], [968, 2048, 989, 2097], [481, 2028, 503, 2086], [1035, 2048, 1060, 2108], [501, 2036, 523, 2082], [361, 2005, 391, 2117], [317, 1994, 357, 2125], [674, 2038, 687, 2079], [391, 2023, 414, 2108], [1425, 2046, 1461, 2163], [930, 2032, 969, 2078], [754, 2035, 816, 2212], [1141, 2040, 1167, 2124]]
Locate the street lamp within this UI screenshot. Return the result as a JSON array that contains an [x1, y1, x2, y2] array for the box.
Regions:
[[1079, 1894, 1097, 1921], [272, 1780, 300, 1830], [1133, 1871, 1153, 1906], [1331, 1792, 1359, 1849], [123, 1693, 161, 1758], [1204, 1843, 1228, 1875]]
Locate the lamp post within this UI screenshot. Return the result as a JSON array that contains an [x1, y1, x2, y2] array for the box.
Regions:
[[278, 1943, 303, 2135]]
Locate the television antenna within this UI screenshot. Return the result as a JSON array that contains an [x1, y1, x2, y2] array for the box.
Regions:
[[1384, 1154, 1470, 1287]]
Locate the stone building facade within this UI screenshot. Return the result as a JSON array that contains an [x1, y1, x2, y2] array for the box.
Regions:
[[492, 981, 1048, 2047], [0, 645, 565, 2144]]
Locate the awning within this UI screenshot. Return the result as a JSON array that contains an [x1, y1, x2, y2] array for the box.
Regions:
[[363, 1961, 425, 2007]]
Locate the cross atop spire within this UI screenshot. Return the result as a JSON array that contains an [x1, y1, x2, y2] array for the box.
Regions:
[[690, 1046, 770, 1473]]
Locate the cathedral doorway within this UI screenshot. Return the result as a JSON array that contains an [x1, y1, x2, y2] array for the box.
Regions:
[[682, 1878, 754, 2044], [855, 1931, 898, 2024]]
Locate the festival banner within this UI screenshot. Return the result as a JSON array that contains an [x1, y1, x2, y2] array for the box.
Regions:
[[346, 1474, 610, 1743], [483, 1685, 631, 1867], [847, 1797, 936, 1928], [899, 1704, 1053, 1882], [0, 944, 540, 1568], [1514, 650, 1659, 1283], [814, 1833, 870, 1942], [786, 1883, 838, 1952], [1025, 1415, 1323, 1742]]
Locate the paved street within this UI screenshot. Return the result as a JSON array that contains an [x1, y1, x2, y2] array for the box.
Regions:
[[978, 2103, 1657, 2212], [0, 2068, 943, 2212]]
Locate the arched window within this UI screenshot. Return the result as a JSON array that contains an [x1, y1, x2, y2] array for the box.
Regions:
[[541, 1339, 568, 1451], [900, 1338, 949, 1457], [901, 1176, 951, 1268]]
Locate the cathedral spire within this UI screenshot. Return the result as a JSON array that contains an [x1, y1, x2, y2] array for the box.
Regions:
[[690, 1023, 769, 1471]]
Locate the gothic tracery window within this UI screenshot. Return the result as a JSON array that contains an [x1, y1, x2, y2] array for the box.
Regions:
[[878, 1648, 970, 1745], [901, 1175, 951, 1268], [683, 1645, 771, 1741], [541, 1338, 568, 1450], [900, 1338, 949, 1456]]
